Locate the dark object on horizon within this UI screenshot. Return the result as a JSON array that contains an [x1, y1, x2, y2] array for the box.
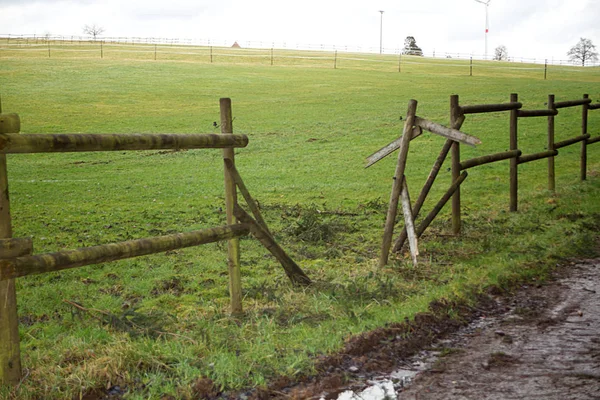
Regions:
[[403, 36, 423, 56]]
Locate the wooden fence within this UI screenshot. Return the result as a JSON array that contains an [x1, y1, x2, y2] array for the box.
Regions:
[[0, 98, 310, 386], [372, 93, 600, 266]]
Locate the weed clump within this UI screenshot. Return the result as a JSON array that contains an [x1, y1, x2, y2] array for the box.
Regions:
[[280, 204, 350, 243]]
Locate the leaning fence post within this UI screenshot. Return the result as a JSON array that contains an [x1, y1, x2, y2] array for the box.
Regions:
[[220, 98, 243, 315], [510, 93, 519, 211], [450, 95, 462, 234], [581, 94, 589, 181], [0, 113, 22, 386], [548, 94, 556, 191], [380, 99, 417, 267]]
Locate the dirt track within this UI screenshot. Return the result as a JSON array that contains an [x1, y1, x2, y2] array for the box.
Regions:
[[305, 257, 600, 400], [395, 258, 600, 400]]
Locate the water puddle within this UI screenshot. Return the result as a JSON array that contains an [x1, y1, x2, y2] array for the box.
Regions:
[[321, 369, 418, 400], [323, 313, 500, 400]]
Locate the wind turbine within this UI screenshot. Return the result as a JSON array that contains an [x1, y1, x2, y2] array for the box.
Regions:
[[474, 0, 491, 59]]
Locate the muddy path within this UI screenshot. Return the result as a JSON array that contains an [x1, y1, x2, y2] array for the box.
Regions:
[[243, 256, 600, 400], [395, 257, 600, 400]]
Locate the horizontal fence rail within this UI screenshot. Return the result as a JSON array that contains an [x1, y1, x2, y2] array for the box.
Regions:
[[0, 132, 248, 153], [0, 224, 251, 281]]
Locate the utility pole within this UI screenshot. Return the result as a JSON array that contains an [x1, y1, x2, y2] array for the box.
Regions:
[[379, 10, 384, 54], [474, 0, 491, 59]]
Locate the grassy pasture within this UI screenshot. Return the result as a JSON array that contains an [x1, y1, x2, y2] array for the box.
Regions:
[[0, 50, 600, 399]]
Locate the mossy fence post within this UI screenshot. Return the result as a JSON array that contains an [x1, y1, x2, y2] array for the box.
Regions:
[[0, 113, 28, 386], [450, 94, 462, 234], [220, 98, 243, 315], [509, 93, 519, 212], [581, 94, 589, 181], [548, 94, 556, 191]]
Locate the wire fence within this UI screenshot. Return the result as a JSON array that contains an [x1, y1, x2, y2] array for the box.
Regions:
[[1, 34, 599, 79]]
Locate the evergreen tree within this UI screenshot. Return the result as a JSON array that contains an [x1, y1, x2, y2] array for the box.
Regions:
[[403, 36, 423, 56]]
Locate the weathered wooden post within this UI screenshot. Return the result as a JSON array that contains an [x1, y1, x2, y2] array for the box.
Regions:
[[548, 94, 556, 191], [510, 93, 519, 211], [220, 98, 243, 315], [380, 99, 417, 266], [450, 95, 462, 234], [0, 113, 24, 386], [581, 94, 589, 181]]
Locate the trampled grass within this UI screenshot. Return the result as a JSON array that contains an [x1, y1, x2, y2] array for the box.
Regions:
[[0, 49, 599, 399]]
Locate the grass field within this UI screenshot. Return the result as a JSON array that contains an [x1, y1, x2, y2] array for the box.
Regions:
[[1, 49, 600, 399]]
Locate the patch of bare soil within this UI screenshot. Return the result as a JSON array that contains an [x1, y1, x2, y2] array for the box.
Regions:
[[396, 258, 600, 400]]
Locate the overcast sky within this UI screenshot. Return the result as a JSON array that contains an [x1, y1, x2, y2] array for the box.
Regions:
[[1, 0, 598, 60]]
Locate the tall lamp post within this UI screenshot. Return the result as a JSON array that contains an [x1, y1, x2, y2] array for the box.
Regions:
[[379, 10, 384, 54], [474, 0, 491, 59]]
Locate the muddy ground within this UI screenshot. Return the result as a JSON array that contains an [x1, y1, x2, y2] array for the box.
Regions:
[[239, 256, 600, 400], [395, 257, 600, 400]]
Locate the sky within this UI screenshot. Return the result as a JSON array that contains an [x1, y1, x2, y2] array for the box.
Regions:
[[1, 0, 598, 61]]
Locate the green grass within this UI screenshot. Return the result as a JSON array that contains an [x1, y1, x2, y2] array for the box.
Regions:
[[0, 50, 599, 399]]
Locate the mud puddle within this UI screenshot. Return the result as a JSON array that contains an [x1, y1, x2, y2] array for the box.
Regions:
[[321, 258, 600, 400]]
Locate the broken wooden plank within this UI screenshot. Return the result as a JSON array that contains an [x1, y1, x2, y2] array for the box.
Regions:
[[415, 171, 469, 239], [224, 158, 271, 236], [399, 178, 418, 265], [414, 117, 481, 147], [234, 205, 311, 286], [380, 100, 418, 267], [365, 125, 423, 168]]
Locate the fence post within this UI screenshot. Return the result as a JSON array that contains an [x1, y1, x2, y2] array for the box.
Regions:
[[510, 93, 519, 211], [581, 94, 589, 181], [220, 98, 243, 315], [548, 94, 555, 191], [210, 46, 213, 63], [0, 113, 22, 386], [398, 53, 401, 73], [380, 100, 418, 266], [544, 59, 548, 80], [450, 95, 461, 234], [271, 48, 274, 66], [100, 41, 103, 59], [334, 50, 337, 69], [469, 57, 473, 77]]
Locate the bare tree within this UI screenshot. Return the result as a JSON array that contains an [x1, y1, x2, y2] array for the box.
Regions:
[[493, 45, 508, 61], [83, 24, 105, 40], [567, 38, 598, 66]]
